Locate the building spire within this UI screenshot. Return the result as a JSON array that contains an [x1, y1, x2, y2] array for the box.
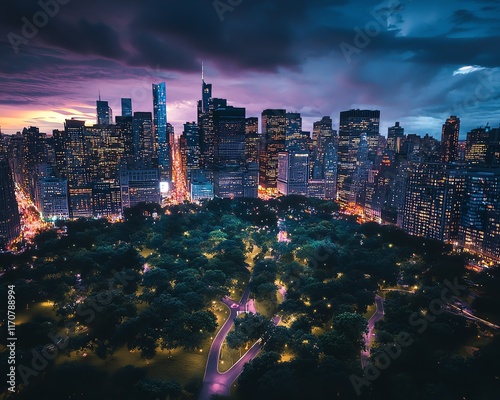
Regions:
[[202, 61, 204, 82], [98, 89, 101, 102]]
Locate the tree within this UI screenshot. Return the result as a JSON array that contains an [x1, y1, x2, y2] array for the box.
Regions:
[[263, 326, 290, 353], [333, 312, 368, 347], [134, 379, 182, 400]]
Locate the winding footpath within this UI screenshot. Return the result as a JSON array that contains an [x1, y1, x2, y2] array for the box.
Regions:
[[198, 287, 282, 400], [361, 295, 385, 369]]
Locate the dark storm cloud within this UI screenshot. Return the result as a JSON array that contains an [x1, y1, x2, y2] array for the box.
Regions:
[[1, 0, 352, 73], [453, 9, 480, 24], [41, 19, 127, 59], [0, 0, 499, 135]]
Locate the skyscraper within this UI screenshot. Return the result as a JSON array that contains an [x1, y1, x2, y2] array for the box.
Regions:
[[465, 126, 490, 166], [214, 106, 246, 166], [120, 168, 160, 211], [260, 109, 287, 191], [96, 99, 113, 125], [7, 133, 24, 185], [459, 168, 500, 261], [22, 126, 47, 199], [441, 115, 460, 163], [323, 139, 338, 199], [121, 98, 133, 117], [337, 109, 380, 204], [245, 117, 260, 164], [387, 122, 405, 153], [133, 112, 155, 169], [277, 150, 309, 196], [202, 68, 212, 114], [0, 156, 21, 250], [313, 116, 335, 149], [153, 82, 172, 183], [116, 116, 134, 164], [312, 116, 337, 180], [402, 163, 464, 242], [39, 177, 69, 221], [65, 119, 90, 188], [285, 112, 304, 150], [182, 122, 201, 183], [85, 124, 125, 182], [64, 119, 92, 218], [199, 98, 227, 169], [212, 106, 256, 198]]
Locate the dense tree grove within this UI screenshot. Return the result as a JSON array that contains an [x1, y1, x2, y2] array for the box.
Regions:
[[0, 196, 498, 399]]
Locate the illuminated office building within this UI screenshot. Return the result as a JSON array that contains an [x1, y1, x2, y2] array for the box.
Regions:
[[387, 122, 405, 153], [277, 150, 309, 196], [441, 115, 460, 163], [96, 99, 113, 125], [245, 117, 260, 164], [260, 109, 287, 191], [120, 169, 160, 211], [92, 181, 122, 218], [22, 126, 47, 199], [459, 168, 500, 261], [153, 82, 172, 182], [402, 163, 464, 242], [337, 109, 380, 204], [182, 122, 201, 184], [121, 98, 132, 117], [465, 126, 490, 166], [133, 112, 155, 169], [39, 177, 69, 221], [0, 156, 21, 249]]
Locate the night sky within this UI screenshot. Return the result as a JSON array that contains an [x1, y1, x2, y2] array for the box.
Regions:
[[1, 0, 499, 137]]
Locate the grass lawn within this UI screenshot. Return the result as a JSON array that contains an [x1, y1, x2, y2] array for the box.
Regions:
[[254, 299, 276, 319], [16, 301, 58, 325], [363, 303, 377, 321], [218, 314, 246, 373], [51, 299, 232, 386], [139, 247, 157, 257], [457, 335, 491, 358]]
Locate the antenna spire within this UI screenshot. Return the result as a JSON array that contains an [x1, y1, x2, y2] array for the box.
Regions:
[[202, 61, 204, 82]]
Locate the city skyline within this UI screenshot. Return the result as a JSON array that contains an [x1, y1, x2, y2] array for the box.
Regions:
[[2, 2, 500, 400], [1, 0, 500, 137]]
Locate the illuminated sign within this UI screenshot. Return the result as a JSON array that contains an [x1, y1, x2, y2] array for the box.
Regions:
[[160, 181, 170, 194]]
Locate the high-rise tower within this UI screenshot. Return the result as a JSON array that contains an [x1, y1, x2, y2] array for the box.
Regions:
[[337, 109, 380, 204], [96, 97, 113, 125], [121, 98, 132, 117], [260, 109, 287, 191], [441, 115, 460, 163], [152, 83, 171, 182]]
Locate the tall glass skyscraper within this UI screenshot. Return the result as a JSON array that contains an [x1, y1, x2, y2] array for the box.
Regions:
[[96, 99, 113, 125], [121, 98, 132, 117], [152, 82, 172, 182], [337, 109, 380, 204], [202, 79, 212, 114]]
